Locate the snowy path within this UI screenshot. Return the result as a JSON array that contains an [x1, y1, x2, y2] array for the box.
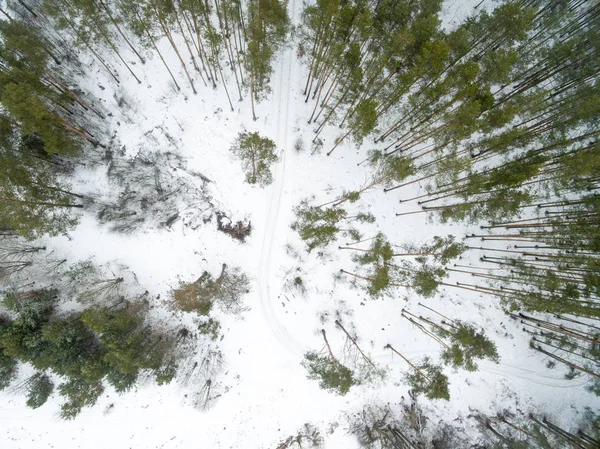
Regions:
[[257, 0, 306, 356]]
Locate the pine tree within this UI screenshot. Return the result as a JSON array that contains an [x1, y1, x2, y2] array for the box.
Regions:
[[0, 123, 83, 239], [245, 0, 289, 119], [25, 372, 54, 408], [230, 131, 278, 185], [291, 200, 347, 252], [302, 330, 356, 395], [439, 323, 499, 371]]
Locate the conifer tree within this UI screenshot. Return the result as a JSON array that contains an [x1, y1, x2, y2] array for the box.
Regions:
[[245, 0, 289, 119], [291, 200, 347, 252], [230, 131, 278, 185], [303, 329, 356, 395]]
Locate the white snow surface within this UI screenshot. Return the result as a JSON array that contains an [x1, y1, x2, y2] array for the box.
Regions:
[[1, 0, 597, 448]]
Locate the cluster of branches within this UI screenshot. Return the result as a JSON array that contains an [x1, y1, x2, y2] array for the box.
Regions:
[[272, 423, 324, 449], [302, 319, 387, 396], [299, 0, 599, 254], [402, 303, 499, 372], [301, 0, 598, 209], [0, 9, 106, 239], [0, 235, 148, 308], [349, 402, 470, 449], [96, 148, 214, 233], [478, 409, 600, 449], [348, 404, 600, 448], [444, 206, 600, 394]]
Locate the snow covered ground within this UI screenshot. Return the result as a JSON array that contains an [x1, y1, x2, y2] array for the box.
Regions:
[[1, 0, 597, 448]]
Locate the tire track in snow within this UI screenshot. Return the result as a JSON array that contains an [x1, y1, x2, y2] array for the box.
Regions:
[[257, 0, 306, 356]]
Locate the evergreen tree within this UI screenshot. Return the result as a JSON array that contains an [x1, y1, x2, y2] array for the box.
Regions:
[[439, 323, 499, 371], [404, 357, 449, 401], [25, 372, 54, 408], [303, 351, 355, 395], [0, 123, 83, 239], [291, 200, 347, 252], [230, 131, 278, 185], [303, 330, 357, 395], [245, 0, 290, 119]]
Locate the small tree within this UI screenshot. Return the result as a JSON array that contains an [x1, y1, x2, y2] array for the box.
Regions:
[[410, 265, 447, 298], [405, 358, 450, 401], [25, 372, 54, 409], [291, 200, 347, 252], [302, 330, 356, 395], [303, 351, 355, 395], [386, 344, 449, 400], [58, 377, 105, 420], [230, 132, 278, 186], [424, 235, 468, 265], [439, 323, 499, 371], [0, 339, 18, 390]]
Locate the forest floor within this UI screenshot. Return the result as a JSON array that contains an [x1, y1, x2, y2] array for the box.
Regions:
[[0, 0, 597, 448]]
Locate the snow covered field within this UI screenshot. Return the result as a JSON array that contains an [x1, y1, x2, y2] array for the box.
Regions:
[[1, 0, 597, 448]]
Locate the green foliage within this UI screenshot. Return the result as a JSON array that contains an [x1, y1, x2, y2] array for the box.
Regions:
[[230, 132, 278, 186], [0, 339, 18, 390], [291, 200, 347, 251], [440, 323, 499, 371], [0, 283, 177, 418], [25, 373, 54, 409], [58, 377, 104, 420], [369, 151, 416, 187], [106, 370, 138, 393], [246, 0, 290, 97], [198, 318, 221, 341], [351, 233, 398, 297], [0, 83, 81, 156], [366, 265, 392, 297], [81, 307, 172, 377], [347, 228, 362, 242], [355, 212, 375, 223], [405, 357, 449, 400], [302, 351, 356, 395], [410, 265, 446, 298], [586, 376, 600, 397], [349, 99, 378, 144], [425, 235, 467, 264], [154, 362, 177, 386], [0, 124, 82, 239], [65, 260, 96, 281], [354, 233, 394, 266]]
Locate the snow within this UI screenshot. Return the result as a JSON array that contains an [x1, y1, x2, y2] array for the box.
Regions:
[[1, 0, 598, 448]]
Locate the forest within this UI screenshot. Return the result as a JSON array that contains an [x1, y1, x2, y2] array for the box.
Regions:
[[0, 0, 598, 448]]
